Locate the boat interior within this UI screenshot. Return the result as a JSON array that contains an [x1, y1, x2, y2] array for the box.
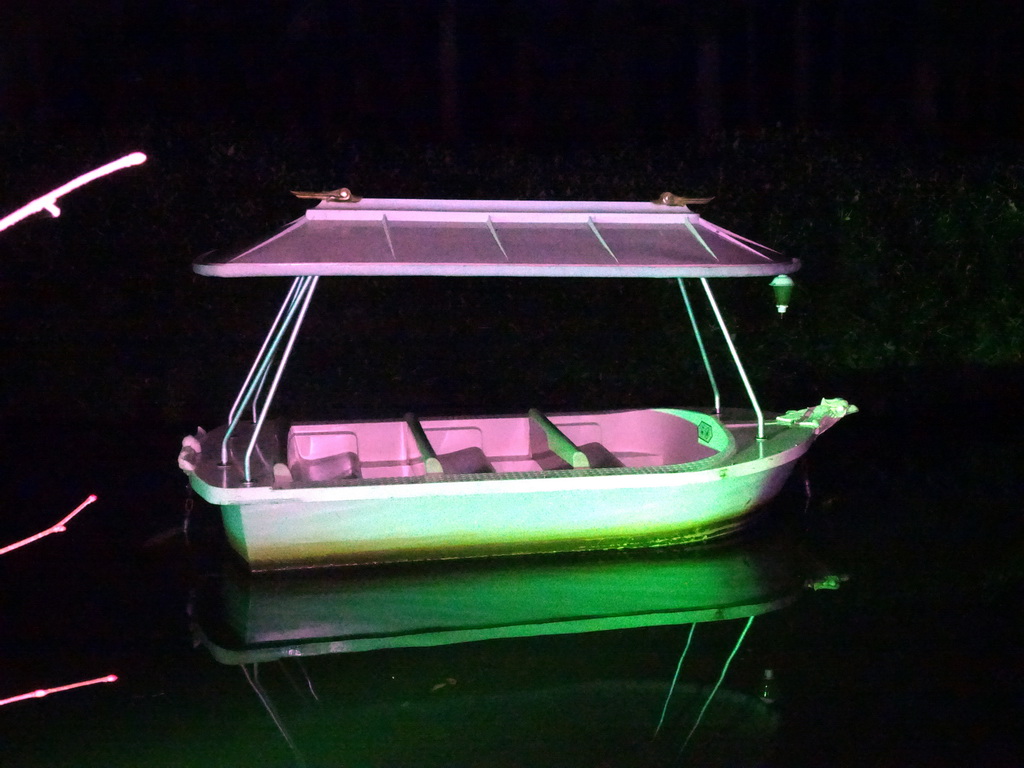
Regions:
[[285, 408, 732, 484]]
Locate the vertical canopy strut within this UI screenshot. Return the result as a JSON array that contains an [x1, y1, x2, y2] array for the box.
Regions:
[[681, 278, 765, 440], [225, 277, 306, 431], [677, 278, 720, 415], [220, 276, 320, 482]]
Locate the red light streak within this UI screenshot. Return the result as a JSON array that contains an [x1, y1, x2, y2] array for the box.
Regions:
[[0, 494, 98, 555], [0, 675, 118, 708]]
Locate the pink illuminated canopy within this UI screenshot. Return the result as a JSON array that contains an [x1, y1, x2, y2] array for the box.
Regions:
[[195, 197, 798, 278]]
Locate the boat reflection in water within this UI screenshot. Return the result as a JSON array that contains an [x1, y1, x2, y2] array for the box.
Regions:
[[191, 521, 839, 767]]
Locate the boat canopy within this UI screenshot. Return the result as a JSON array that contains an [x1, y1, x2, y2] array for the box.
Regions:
[[194, 197, 799, 278]]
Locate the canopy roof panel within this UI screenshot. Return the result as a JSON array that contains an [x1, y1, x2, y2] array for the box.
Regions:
[[194, 197, 799, 278]]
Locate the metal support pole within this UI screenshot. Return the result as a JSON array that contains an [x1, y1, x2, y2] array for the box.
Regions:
[[243, 276, 319, 483], [699, 278, 765, 440], [227, 277, 305, 427], [247, 284, 312, 424], [677, 278, 720, 415], [220, 276, 315, 466]]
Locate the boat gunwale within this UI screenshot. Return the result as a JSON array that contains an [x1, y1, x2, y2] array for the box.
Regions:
[[187, 414, 817, 506]]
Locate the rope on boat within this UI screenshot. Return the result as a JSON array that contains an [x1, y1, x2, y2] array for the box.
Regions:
[[653, 623, 696, 738]]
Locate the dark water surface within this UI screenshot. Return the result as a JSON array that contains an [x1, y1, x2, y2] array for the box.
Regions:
[[1, 400, 1021, 767]]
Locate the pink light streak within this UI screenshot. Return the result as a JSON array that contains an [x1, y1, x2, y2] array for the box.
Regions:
[[0, 152, 147, 233], [0, 494, 98, 556], [0, 675, 118, 708]]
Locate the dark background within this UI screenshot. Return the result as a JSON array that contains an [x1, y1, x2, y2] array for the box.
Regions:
[[3, 0, 1024, 147]]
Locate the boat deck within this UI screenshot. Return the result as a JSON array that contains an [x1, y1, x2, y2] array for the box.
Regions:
[[189, 408, 804, 495]]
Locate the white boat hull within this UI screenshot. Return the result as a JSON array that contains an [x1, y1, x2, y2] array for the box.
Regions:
[[219, 463, 791, 568], [181, 404, 853, 570]]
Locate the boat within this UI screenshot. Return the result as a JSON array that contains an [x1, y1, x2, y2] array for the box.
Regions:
[[178, 192, 856, 570]]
